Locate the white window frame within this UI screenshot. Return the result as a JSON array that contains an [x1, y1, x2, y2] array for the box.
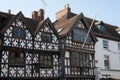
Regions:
[[103, 40, 109, 49], [118, 43, 120, 50]]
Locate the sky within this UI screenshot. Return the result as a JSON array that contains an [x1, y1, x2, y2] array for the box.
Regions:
[[0, 0, 120, 26]]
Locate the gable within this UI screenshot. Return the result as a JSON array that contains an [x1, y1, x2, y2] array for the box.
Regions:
[[61, 14, 97, 50], [65, 13, 97, 44], [72, 19, 92, 44], [3, 12, 33, 49], [34, 19, 60, 51]]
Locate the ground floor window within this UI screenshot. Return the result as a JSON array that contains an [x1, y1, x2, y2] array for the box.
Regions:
[[35, 54, 53, 73], [9, 51, 25, 67]]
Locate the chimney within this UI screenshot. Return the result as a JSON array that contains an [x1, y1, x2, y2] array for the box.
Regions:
[[56, 4, 71, 20], [38, 9, 44, 21], [8, 9, 11, 14], [32, 9, 44, 21], [32, 11, 38, 20]]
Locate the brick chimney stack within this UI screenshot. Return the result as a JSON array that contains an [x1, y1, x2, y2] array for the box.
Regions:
[[56, 4, 71, 20], [32, 9, 44, 21], [8, 9, 11, 14], [38, 9, 44, 21]]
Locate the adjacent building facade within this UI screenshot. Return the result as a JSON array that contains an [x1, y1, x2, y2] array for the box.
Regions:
[[0, 4, 120, 80], [92, 21, 120, 79]]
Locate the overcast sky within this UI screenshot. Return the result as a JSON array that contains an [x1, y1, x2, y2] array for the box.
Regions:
[[0, 0, 120, 26]]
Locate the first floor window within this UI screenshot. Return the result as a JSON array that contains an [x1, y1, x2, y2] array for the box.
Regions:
[[70, 51, 91, 67], [9, 52, 25, 67], [103, 40, 108, 49]]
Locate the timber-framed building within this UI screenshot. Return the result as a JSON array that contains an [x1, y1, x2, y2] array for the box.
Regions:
[[0, 5, 97, 80]]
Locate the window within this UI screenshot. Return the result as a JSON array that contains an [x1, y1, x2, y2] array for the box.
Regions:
[[97, 24, 105, 31], [70, 51, 90, 67], [73, 27, 91, 43], [39, 55, 53, 67], [12, 28, 26, 38], [35, 54, 53, 73], [118, 43, 120, 50], [41, 33, 52, 42], [104, 55, 110, 69], [9, 52, 25, 67], [103, 40, 108, 49]]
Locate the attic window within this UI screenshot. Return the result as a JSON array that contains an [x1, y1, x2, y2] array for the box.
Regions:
[[73, 27, 91, 43], [12, 28, 26, 39], [97, 24, 105, 31], [41, 33, 52, 42]]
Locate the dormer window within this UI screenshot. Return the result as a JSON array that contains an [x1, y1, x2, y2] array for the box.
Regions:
[[97, 24, 105, 31], [12, 28, 26, 39], [41, 33, 52, 42]]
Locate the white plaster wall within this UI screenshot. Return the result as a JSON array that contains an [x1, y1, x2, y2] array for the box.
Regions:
[[95, 37, 120, 70], [101, 70, 120, 79], [95, 37, 120, 79]]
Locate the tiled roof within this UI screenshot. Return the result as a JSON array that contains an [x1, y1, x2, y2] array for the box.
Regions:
[[0, 11, 14, 31], [85, 17, 120, 41], [54, 12, 97, 43], [0, 11, 59, 38], [54, 14, 79, 36], [0, 11, 120, 41], [0, 11, 42, 35]]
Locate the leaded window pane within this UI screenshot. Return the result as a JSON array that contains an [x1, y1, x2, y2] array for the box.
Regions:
[[12, 28, 26, 38], [38, 54, 53, 68], [71, 51, 91, 67], [41, 33, 52, 42], [9, 52, 25, 67], [73, 27, 91, 43], [73, 27, 81, 42]]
